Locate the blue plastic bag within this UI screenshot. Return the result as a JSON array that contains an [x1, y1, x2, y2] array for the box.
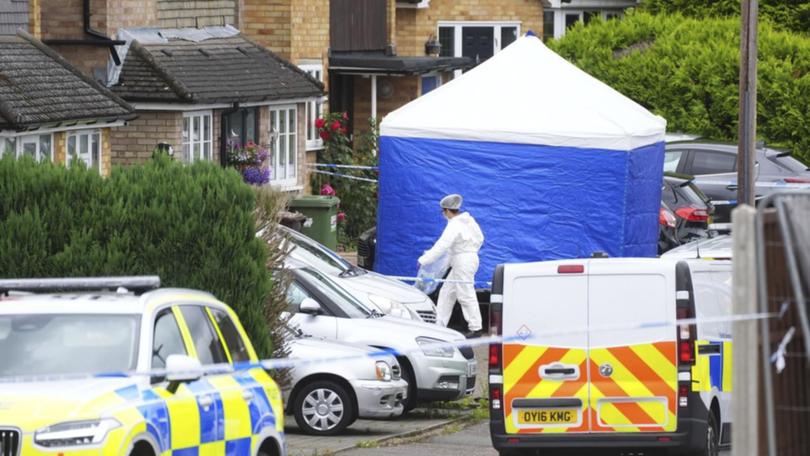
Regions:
[[415, 253, 450, 295]]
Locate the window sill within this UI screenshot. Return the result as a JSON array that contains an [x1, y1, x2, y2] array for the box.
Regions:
[[306, 141, 324, 151], [270, 183, 304, 193]]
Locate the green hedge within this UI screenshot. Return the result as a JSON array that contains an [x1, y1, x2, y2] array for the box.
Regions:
[[641, 0, 810, 35], [549, 11, 810, 164], [0, 155, 277, 358]]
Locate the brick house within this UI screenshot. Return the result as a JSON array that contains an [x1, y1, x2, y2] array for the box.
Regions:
[[542, 0, 639, 41], [241, 0, 545, 137], [11, 0, 325, 192], [108, 27, 323, 192], [0, 30, 135, 175]]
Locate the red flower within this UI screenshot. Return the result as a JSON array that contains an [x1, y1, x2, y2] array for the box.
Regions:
[[315, 118, 326, 129], [320, 183, 336, 196], [330, 120, 341, 131], [342, 112, 349, 121], [337, 212, 346, 222], [339, 127, 348, 135], [319, 130, 331, 141]]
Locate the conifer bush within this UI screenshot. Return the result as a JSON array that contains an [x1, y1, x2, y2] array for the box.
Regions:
[[0, 155, 281, 358]]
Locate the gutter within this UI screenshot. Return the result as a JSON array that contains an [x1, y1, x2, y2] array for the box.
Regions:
[[42, 0, 126, 65]]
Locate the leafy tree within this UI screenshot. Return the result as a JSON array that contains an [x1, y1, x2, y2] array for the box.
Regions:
[[641, 0, 810, 35], [550, 11, 810, 164]]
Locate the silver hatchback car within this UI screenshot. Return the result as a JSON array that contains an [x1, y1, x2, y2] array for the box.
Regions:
[[284, 329, 408, 435]]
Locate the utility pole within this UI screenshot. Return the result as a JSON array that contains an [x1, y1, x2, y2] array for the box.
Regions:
[[737, 0, 758, 206]]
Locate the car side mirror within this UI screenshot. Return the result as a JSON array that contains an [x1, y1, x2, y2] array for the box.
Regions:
[[165, 354, 202, 393], [299, 297, 322, 315]]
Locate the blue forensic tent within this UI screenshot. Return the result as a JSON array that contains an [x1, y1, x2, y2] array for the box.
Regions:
[[376, 35, 667, 285]]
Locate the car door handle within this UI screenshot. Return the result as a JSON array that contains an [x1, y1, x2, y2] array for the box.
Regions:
[[545, 368, 575, 375], [242, 389, 255, 401], [199, 394, 214, 409], [726, 184, 738, 191]]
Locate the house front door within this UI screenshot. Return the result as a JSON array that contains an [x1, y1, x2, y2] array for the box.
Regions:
[[462, 27, 494, 65]]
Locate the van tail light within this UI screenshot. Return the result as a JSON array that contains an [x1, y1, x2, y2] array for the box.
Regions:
[[677, 307, 696, 366], [660, 207, 677, 228], [491, 386, 502, 410], [489, 300, 503, 374], [489, 343, 502, 369], [558, 265, 585, 274], [784, 177, 810, 184], [675, 206, 710, 222], [678, 384, 689, 407]]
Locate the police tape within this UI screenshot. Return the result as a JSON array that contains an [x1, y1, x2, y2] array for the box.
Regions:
[[307, 163, 379, 171], [310, 169, 379, 183], [0, 311, 775, 384], [384, 274, 492, 288]]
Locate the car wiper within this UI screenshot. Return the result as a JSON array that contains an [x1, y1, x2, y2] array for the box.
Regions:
[[366, 309, 384, 319]]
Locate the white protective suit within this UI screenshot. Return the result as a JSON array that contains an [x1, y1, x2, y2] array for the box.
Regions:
[[418, 212, 485, 331]]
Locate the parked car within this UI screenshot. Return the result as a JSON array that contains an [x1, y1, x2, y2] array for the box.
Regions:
[[665, 141, 810, 221], [0, 277, 285, 456], [663, 234, 733, 260], [662, 173, 714, 241], [282, 259, 476, 411], [658, 202, 680, 254], [277, 225, 439, 324], [284, 327, 408, 435]]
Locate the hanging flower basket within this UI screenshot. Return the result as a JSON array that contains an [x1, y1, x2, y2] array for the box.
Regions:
[[227, 140, 271, 186]]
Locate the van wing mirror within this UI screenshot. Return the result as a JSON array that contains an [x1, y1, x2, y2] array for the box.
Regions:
[[299, 297, 322, 315]]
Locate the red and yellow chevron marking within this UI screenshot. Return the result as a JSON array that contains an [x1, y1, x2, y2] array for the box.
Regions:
[[503, 344, 588, 434], [502, 341, 678, 435]]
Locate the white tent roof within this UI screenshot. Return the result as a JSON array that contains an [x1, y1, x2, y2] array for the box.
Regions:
[[380, 35, 666, 151]]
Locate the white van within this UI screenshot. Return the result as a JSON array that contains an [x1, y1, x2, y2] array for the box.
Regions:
[[488, 257, 731, 456]]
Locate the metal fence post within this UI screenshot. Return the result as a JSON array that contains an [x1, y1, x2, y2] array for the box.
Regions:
[[732, 205, 760, 456]]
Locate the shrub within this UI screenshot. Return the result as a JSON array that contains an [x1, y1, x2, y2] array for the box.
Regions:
[[0, 155, 283, 359], [549, 11, 810, 164], [641, 0, 810, 35], [310, 113, 379, 248]]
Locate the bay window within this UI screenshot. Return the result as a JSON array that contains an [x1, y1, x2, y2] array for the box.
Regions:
[[0, 134, 53, 162]]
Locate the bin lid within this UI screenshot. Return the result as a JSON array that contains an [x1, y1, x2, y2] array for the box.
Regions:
[[289, 195, 341, 208]]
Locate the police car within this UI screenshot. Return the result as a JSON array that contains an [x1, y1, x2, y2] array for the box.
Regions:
[[488, 257, 731, 456], [0, 277, 285, 456]]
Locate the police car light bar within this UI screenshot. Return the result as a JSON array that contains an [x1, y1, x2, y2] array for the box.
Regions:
[[0, 276, 161, 295]]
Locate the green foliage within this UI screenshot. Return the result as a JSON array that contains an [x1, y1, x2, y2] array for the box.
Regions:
[[310, 113, 379, 249], [550, 11, 810, 164], [641, 0, 810, 35], [0, 155, 285, 359]]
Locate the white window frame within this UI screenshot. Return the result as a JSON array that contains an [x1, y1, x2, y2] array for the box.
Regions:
[[268, 105, 298, 189], [554, 9, 623, 39], [66, 130, 102, 172], [182, 110, 213, 164], [437, 21, 521, 78], [299, 62, 325, 151], [0, 133, 54, 162]]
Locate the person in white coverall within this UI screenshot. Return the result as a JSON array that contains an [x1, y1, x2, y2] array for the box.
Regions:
[[418, 194, 484, 338]]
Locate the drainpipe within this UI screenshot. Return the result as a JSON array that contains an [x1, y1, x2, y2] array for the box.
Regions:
[[43, 0, 126, 65], [371, 75, 378, 122]]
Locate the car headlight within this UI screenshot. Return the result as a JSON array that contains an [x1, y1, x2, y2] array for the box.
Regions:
[[368, 295, 415, 320], [375, 361, 393, 381], [35, 418, 120, 448], [416, 336, 455, 358]]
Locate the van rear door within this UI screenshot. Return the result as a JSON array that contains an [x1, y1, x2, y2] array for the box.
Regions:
[[587, 260, 679, 433], [501, 261, 589, 434]]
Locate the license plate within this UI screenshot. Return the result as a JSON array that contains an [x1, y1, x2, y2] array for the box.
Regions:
[[467, 361, 476, 377], [516, 408, 578, 425]]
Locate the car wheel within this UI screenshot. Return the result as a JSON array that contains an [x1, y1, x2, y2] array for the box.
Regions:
[[693, 412, 720, 456], [293, 380, 355, 436], [398, 358, 418, 412]]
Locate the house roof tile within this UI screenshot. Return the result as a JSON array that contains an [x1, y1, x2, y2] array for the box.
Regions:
[[0, 31, 135, 130], [112, 32, 324, 104]]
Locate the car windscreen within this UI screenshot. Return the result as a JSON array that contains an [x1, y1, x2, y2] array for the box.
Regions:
[[283, 228, 352, 275], [298, 268, 371, 318], [0, 313, 140, 377]]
